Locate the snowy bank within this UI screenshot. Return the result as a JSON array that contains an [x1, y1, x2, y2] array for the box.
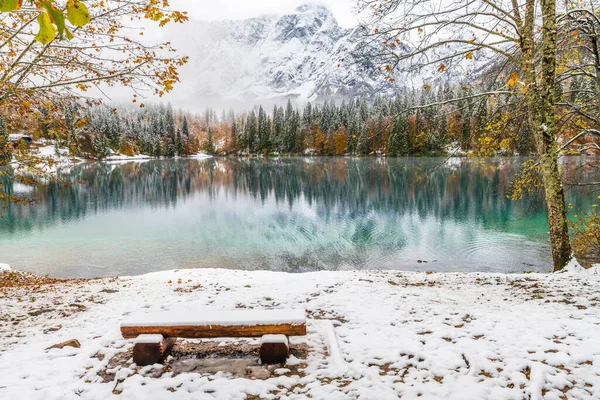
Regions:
[[0, 263, 10, 271], [188, 152, 212, 159], [102, 154, 153, 163], [0, 268, 599, 399]]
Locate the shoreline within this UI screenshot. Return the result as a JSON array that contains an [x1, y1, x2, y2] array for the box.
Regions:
[[1, 265, 599, 399]]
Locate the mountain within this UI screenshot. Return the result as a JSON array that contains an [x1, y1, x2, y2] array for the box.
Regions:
[[165, 5, 396, 106]]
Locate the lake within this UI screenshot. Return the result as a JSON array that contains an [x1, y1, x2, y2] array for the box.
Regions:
[[0, 156, 596, 278]]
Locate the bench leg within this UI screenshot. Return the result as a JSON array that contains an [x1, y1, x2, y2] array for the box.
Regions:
[[133, 335, 176, 366], [259, 335, 289, 364]]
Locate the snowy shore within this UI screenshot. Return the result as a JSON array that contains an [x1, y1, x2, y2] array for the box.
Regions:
[[1, 266, 599, 399]]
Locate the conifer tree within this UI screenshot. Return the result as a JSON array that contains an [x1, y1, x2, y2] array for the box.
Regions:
[[167, 129, 176, 157], [177, 129, 184, 155], [181, 117, 190, 137], [272, 106, 284, 153], [205, 127, 215, 155], [92, 133, 110, 159], [388, 115, 410, 156], [0, 119, 11, 167], [245, 111, 258, 152], [257, 106, 271, 154]]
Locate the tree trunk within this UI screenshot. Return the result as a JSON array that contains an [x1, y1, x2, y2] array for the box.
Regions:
[[521, 0, 572, 271]]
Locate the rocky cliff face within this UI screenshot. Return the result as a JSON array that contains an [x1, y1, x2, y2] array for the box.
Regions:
[[166, 5, 396, 104]]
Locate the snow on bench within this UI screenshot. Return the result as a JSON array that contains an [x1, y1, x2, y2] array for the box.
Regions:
[[120, 309, 306, 366], [121, 308, 306, 338]]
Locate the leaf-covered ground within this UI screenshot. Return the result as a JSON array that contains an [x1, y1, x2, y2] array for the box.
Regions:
[[0, 267, 599, 399]]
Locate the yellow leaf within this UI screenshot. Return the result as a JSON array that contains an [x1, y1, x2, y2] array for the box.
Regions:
[[508, 72, 519, 87], [67, 0, 91, 27], [35, 12, 56, 44], [465, 52, 473, 60], [438, 64, 446, 72], [423, 84, 431, 90], [0, 0, 20, 12]]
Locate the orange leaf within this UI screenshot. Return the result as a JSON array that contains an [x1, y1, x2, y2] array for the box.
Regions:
[[508, 72, 519, 87], [438, 64, 446, 72], [465, 52, 473, 60], [423, 84, 431, 90]]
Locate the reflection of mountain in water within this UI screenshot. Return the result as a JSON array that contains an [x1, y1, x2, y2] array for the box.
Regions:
[[0, 157, 597, 277]]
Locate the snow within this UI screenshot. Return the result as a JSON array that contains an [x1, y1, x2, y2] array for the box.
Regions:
[[134, 334, 164, 344], [30, 144, 80, 173], [559, 257, 600, 276], [165, 4, 392, 103], [103, 154, 153, 162], [260, 335, 289, 345], [8, 133, 30, 141], [188, 152, 213, 159], [322, 320, 348, 377], [0, 263, 11, 271], [1, 268, 600, 399], [122, 309, 306, 328]]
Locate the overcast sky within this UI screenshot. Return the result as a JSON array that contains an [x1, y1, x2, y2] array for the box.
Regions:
[[170, 0, 360, 28]]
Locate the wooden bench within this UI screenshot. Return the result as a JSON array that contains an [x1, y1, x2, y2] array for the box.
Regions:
[[120, 309, 306, 366]]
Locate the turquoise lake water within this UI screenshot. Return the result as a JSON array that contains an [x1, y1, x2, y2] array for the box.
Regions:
[[0, 156, 597, 278]]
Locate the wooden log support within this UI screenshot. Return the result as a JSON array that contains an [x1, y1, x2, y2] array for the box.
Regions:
[[121, 309, 306, 365], [259, 334, 289, 364], [132, 334, 176, 366]]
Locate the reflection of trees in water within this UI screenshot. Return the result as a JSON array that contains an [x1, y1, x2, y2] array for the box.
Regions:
[[0, 157, 595, 236]]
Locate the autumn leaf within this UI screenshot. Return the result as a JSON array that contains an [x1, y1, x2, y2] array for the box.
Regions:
[[67, 0, 91, 27], [40, 1, 67, 39], [35, 12, 57, 44], [423, 84, 431, 90], [465, 52, 473, 60], [0, 0, 20, 12], [508, 72, 519, 87], [438, 64, 446, 72]]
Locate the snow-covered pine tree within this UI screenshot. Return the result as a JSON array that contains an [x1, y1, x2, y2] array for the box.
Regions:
[[0, 118, 11, 166], [257, 106, 271, 154], [177, 129, 184, 155], [245, 111, 257, 152], [181, 116, 190, 137], [205, 127, 215, 154]]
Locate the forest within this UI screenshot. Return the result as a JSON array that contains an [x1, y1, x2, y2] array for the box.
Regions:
[[8, 72, 594, 161]]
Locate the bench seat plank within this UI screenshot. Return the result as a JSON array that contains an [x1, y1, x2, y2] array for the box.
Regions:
[[121, 309, 306, 339]]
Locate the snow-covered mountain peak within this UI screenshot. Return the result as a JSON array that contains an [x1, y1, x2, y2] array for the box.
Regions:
[[273, 4, 339, 43], [165, 4, 394, 107]]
